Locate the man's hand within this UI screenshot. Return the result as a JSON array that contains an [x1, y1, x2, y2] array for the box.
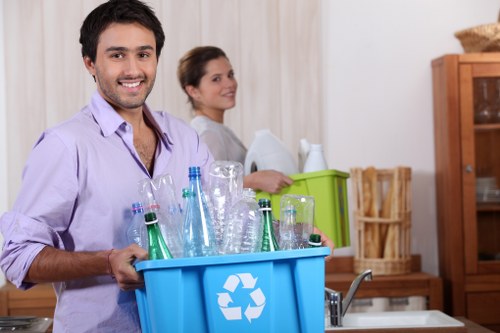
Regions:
[[108, 244, 148, 291]]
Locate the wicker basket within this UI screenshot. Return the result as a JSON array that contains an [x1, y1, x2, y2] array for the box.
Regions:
[[455, 11, 500, 53], [351, 167, 412, 276]]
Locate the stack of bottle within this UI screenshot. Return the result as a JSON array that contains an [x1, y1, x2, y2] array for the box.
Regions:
[[126, 163, 322, 260]]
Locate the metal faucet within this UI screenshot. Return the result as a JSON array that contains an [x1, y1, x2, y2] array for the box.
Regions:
[[325, 269, 373, 327]]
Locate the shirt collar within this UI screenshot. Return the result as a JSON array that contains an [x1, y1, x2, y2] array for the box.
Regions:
[[89, 91, 128, 137], [88, 91, 173, 147]]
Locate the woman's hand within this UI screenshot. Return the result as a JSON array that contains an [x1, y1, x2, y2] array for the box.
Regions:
[[244, 170, 293, 194], [313, 226, 335, 261]]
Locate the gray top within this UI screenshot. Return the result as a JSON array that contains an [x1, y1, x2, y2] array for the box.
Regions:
[[191, 115, 247, 164]]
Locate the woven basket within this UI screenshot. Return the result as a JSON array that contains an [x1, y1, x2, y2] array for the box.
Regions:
[[351, 167, 412, 276], [455, 11, 500, 53]]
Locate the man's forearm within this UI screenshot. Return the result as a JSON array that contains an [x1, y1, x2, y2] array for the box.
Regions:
[[25, 246, 111, 283]]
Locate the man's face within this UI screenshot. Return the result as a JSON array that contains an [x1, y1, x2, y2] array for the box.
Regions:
[[84, 22, 158, 115]]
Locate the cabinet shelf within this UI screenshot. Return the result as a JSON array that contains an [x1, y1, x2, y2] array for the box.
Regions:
[[477, 203, 500, 211], [474, 123, 500, 131]]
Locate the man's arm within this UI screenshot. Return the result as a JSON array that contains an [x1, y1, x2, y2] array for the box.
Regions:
[[25, 244, 148, 290]]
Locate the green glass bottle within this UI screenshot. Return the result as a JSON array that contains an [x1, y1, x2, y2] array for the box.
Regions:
[[258, 198, 280, 252], [144, 212, 173, 260]]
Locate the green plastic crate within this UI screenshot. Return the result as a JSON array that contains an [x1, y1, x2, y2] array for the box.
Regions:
[[256, 169, 350, 248]]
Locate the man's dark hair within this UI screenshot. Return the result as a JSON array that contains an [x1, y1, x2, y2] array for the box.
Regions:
[[79, 0, 165, 62]]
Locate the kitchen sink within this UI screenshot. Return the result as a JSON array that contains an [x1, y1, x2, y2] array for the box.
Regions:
[[325, 310, 466, 332]]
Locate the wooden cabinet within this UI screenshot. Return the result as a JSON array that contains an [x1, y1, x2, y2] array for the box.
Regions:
[[432, 53, 500, 332], [0, 283, 55, 318], [325, 255, 443, 311]]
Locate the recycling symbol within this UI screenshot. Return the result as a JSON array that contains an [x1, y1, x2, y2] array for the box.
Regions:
[[217, 273, 266, 322]]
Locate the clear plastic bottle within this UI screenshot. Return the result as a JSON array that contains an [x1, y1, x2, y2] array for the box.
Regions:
[[144, 212, 173, 260], [221, 188, 262, 254], [126, 202, 147, 249], [183, 166, 218, 257], [259, 198, 280, 252], [279, 205, 299, 250]]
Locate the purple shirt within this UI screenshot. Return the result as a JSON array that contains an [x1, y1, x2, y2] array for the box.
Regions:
[[0, 91, 213, 332]]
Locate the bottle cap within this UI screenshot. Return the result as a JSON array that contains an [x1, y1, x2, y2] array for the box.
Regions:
[[258, 198, 271, 207], [308, 233, 322, 247], [144, 212, 158, 225], [188, 166, 201, 178], [132, 202, 144, 213]]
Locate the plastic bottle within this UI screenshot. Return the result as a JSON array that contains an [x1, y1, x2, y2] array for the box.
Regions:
[[126, 202, 147, 249], [303, 143, 328, 173], [144, 212, 173, 260], [244, 129, 299, 175], [279, 205, 300, 250], [298, 138, 311, 173], [221, 188, 262, 254], [258, 198, 280, 252], [183, 166, 218, 257], [207, 160, 244, 250]]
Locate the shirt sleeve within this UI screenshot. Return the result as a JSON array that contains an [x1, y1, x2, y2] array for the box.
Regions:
[[198, 129, 228, 161], [0, 131, 78, 289]]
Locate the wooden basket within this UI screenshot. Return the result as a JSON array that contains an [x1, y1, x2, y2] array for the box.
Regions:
[[454, 11, 500, 53], [351, 167, 412, 276]]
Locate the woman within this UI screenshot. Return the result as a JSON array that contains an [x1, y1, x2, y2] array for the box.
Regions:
[[177, 46, 334, 258], [177, 46, 293, 194]]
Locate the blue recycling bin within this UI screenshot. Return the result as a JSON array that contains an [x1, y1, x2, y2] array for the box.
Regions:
[[135, 247, 329, 333]]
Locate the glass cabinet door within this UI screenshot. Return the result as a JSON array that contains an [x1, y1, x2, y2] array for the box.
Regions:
[[460, 64, 500, 274]]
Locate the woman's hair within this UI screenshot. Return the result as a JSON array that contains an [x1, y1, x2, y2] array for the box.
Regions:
[[79, 0, 165, 62], [177, 46, 228, 108]]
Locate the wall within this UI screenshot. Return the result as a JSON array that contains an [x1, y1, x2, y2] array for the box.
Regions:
[[322, 0, 500, 275], [0, 0, 498, 282], [0, 0, 6, 287]]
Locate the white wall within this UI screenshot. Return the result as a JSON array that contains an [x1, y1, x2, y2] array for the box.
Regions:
[[322, 0, 500, 275], [0, 0, 7, 287], [0, 0, 498, 280]]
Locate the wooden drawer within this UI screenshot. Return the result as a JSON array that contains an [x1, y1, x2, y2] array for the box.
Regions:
[[0, 283, 55, 318], [467, 291, 500, 326]]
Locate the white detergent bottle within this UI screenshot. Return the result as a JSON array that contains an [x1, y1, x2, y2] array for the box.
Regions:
[[303, 143, 328, 173], [244, 129, 299, 176], [298, 138, 311, 173]]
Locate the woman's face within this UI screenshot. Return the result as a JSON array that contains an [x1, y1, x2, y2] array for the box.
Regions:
[[190, 56, 238, 112]]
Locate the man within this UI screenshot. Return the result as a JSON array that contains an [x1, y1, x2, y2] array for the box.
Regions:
[[0, 1, 212, 332]]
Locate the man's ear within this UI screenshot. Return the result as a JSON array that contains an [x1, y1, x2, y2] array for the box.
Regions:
[[83, 56, 96, 76]]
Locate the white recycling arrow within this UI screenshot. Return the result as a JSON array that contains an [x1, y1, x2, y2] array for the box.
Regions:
[[223, 274, 240, 293], [221, 306, 242, 320], [218, 272, 266, 322], [238, 273, 257, 289], [244, 288, 266, 322], [217, 292, 233, 307], [249, 288, 266, 306]]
